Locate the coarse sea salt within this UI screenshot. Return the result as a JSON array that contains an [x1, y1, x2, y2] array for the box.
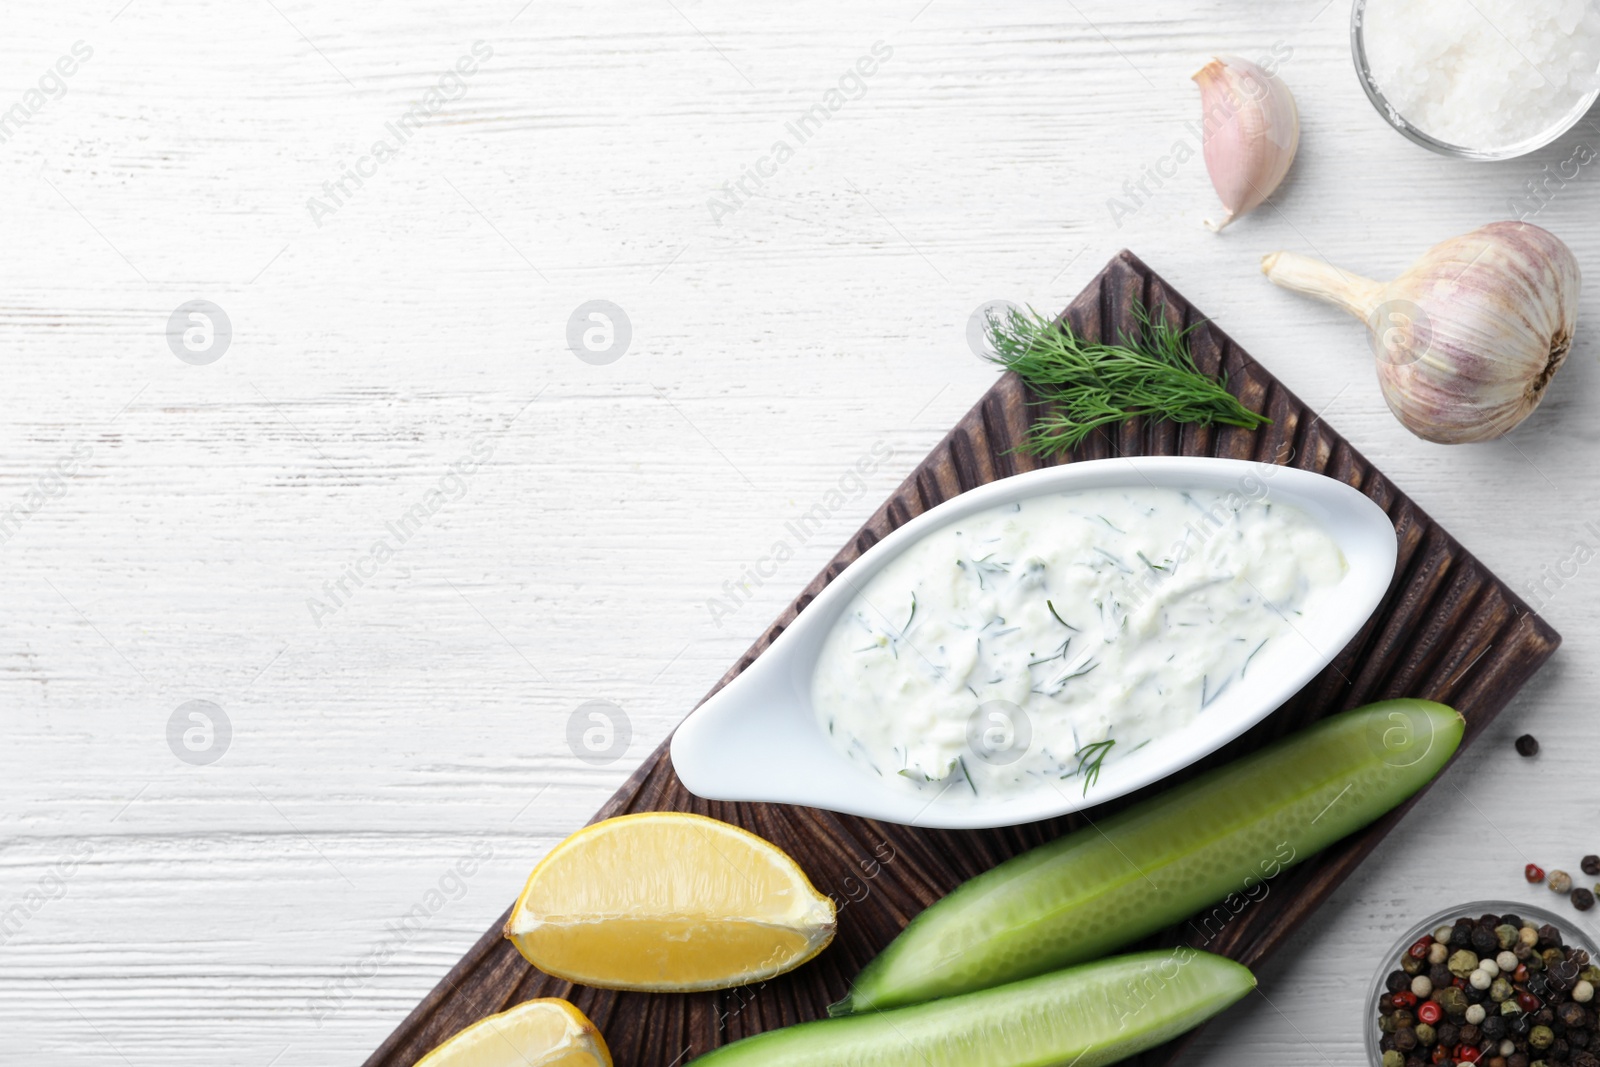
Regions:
[[1363, 0, 1600, 151]]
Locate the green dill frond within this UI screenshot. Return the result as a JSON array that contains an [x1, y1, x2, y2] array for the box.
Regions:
[[982, 300, 1270, 455]]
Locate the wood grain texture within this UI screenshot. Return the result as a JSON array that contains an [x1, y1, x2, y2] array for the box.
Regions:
[[364, 252, 1562, 1067]]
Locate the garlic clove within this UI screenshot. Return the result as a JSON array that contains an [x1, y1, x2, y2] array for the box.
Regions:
[[1261, 222, 1580, 444], [1193, 56, 1300, 232]]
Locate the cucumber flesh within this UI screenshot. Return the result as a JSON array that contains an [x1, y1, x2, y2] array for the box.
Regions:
[[691, 949, 1253, 1067], [837, 699, 1462, 1014]]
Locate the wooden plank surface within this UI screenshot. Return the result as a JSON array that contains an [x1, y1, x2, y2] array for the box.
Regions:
[[363, 251, 1562, 1067]]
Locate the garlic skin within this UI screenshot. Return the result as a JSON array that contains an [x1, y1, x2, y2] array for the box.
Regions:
[[1261, 222, 1580, 444], [1194, 56, 1300, 232]]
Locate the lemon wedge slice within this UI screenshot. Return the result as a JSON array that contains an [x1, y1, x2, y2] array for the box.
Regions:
[[505, 812, 836, 991], [415, 998, 611, 1067]]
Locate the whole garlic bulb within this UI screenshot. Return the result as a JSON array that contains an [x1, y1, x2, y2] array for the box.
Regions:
[[1261, 222, 1580, 444]]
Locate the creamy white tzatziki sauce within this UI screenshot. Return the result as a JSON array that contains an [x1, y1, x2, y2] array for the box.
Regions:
[[810, 486, 1346, 801]]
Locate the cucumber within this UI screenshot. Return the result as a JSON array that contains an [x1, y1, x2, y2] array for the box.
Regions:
[[691, 949, 1253, 1067], [835, 699, 1462, 1014]]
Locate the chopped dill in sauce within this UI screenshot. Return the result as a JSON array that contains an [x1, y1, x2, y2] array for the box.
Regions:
[[810, 485, 1347, 802]]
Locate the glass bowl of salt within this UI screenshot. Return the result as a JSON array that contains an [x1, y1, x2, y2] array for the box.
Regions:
[[1352, 0, 1600, 160]]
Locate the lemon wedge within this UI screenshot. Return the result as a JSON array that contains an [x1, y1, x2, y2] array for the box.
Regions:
[[415, 998, 611, 1067], [505, 812, 836, 991]]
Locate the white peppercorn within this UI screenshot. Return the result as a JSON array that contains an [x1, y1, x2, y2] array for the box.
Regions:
[[1498, 951, 1518, 972], [1481, 959, 1501, 978], [1466, 1004, 1487, 1025], [1550, 869, 1574, 894], [1575, 979, 1596, 1004], [1412, 975, 1435, 998], [1470, 968, 1493, 990]]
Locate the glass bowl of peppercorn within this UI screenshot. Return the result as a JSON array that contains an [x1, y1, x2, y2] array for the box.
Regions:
[[1368, 902, 1600, 1067]]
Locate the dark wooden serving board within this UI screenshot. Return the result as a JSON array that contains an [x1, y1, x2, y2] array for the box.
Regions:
[[366, 251, 1562, 1067]]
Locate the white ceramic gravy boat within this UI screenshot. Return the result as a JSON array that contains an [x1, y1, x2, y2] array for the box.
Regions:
[[671, 457, 1398, 829]]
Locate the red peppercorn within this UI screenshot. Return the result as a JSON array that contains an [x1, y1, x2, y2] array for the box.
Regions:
[[1431, 1047, 1450, 1066], [1518, 991, 1542, 1012], [1393, 991, 1419, 1008], [1453, 976, 1468, 988], [1514, 964, 1530, 983], [1410, 937, 1434, 959], [1418, 1000, 1444, 1025], [1457, 1047, 1483, 1064], [1527, 863, 1547, 883]]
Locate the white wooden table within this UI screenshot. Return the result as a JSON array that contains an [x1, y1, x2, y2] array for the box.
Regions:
[[3, 1, 1596, 1063]]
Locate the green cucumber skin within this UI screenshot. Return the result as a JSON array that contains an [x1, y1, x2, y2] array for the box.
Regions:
[[840, 700, 1463, 1014], [691, 950, 1253, 1067]]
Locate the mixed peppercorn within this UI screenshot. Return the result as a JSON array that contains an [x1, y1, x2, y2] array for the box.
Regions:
[[1526, 862, 1600, 914], [1377, 913, 1598, 1067]]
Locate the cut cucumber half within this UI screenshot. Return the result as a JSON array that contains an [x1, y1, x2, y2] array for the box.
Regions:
[[691, 949, 1253, 1067], [837, 699, 1462, 1014]]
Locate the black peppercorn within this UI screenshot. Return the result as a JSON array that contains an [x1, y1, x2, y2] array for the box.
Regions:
[[1511, 1015, 1533, 1038], [1541, 924, 1565, 948], [1504, 914, 1524, 930], [1484, 1017, 1509, 1040], [1531, 973, 1552, 996], [1397, 1027, 1419, 1051], [1389, 970, 1411, 992], [1439, 1023, 1462, 1047], [1381, 1032, 1399, 1052], [1535, 1007, 1557, 1026], [1432, 963, 1455, 988], [1509, 1055, 1531, 1067], [1516, 733, 1540, 756], [1576, 888, 1597, 912], [1575, 1053, 1600, 1067], [1584, 856, 1600, 877], [1460, 1024, 1482, 1045], [1453, 925, 1475, 949], [1476, 927, 1503, 954]]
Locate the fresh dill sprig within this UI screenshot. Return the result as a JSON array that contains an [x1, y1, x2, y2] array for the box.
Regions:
[[1069, 738, 1116, 796], [982, 300, 1270, 454]]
